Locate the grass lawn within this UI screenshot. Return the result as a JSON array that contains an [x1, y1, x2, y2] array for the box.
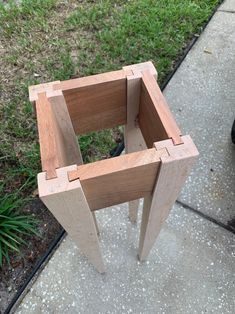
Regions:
[[0, 0, 219, 236]]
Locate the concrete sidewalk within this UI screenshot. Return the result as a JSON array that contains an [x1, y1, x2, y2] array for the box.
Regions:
[[16, 1, 235, 313]]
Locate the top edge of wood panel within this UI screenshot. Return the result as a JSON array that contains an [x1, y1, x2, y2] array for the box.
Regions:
[[141, 70, 183, 145], [68, 147, 168, 182], [54, 69, 129, 92]]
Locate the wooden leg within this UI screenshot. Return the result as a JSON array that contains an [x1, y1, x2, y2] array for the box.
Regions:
[[138, 135, 199, 261], [38, 165, 105, 273], [128, 200, 139, 223], [123, 63, 157, 223], [92, 212, 100, 236], [48, 93, 101, 237], [48, 90, 83, 167], [124, 72, 147, 223]]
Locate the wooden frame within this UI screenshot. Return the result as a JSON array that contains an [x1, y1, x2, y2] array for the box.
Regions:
[[30, 61, 198, 273]]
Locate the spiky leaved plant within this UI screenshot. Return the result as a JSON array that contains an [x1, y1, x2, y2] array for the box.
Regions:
[[0, 191, 38, 266]]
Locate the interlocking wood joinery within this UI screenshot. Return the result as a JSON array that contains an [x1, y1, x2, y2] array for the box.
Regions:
[[30, 61, 199, 273]]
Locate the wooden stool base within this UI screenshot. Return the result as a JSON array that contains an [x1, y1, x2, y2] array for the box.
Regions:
[[30, 61, 198, 272]]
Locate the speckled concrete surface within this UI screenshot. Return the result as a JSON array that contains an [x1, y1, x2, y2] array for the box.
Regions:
[[219, 0, 235, 11], [16, 203, 235, 314], [163, 10, 235, 224]]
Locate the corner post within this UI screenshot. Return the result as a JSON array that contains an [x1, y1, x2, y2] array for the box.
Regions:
[[38, 165, 105, 273], [123, 62, 157, 223], [138, 135, 199, 261]]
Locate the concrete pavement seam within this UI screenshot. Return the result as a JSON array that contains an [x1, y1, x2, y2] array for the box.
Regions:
[[217, 9, 235, 13], [176, 200, 235, 235]]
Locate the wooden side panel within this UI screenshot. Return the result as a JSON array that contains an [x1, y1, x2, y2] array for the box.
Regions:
[[38, 166, 105, 273], [68, 148, 168, 210], [139, 71, 182, 148], [53, 70, 128, 134], [138, 135, 199, 261]]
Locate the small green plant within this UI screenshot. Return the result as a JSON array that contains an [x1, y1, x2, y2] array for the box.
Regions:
[[0, 190, 38, 267]]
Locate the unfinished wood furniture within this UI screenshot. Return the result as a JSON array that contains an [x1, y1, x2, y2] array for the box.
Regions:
[[30, 61, 198, 273]]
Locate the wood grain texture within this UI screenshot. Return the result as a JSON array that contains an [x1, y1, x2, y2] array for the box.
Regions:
[[139, 71, 182, 148], [123, 71, 147, 223], [68, 148, 168, 210], [53, 70, 128, 134], [38, 166, 105, 273], [124, 73, 147, 152], [138, 135, 199, 261], [35, 92, 60, 179], [48, 91, 83, 167], [35, 91, 83, 179]]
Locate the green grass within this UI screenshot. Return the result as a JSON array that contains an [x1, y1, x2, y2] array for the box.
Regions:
[[0, 0, 219, 263], [0, 185, 38, 266]]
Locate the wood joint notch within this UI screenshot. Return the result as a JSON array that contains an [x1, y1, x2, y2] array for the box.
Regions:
[[154, 135, 199, 162], [29, 80, 61, 103]]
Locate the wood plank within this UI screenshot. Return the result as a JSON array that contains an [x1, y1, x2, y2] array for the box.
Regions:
[[48, 90, 83, 167], [54, 69, 128, 91], [138, 135, 199, 261], [35, 92, 60, 179], [50, 93, 101, 233], [139, 71, 182, 148], [124, 73, 147, 152], [123, 71, 147, 223], [38, 166, 105, 273], [68, 148, 168, 210], [36, 91, 83, 179], [53, 70, 128, 134], [128, 200, 140, 224]]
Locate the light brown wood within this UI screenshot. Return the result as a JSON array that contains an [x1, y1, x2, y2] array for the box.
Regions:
[[68, 148, 168, 210], [29, 81, 60, 102], [138, 135, 199, 261], [48, 90, 83, 167], [47, 98, 100, 236], [35, 92, 60, 179], [38, 166, 105, 273], [53, 70, 129, 134], [35, 91, 83, 179], [31, 62, 199, 272], [123, 61, 157, 78], [139, 71, 182, 148], [124, 73, 147, 152], [129, 200, 140, 223], [123, 63, 158, 223], [123, 71, 146, 223]]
